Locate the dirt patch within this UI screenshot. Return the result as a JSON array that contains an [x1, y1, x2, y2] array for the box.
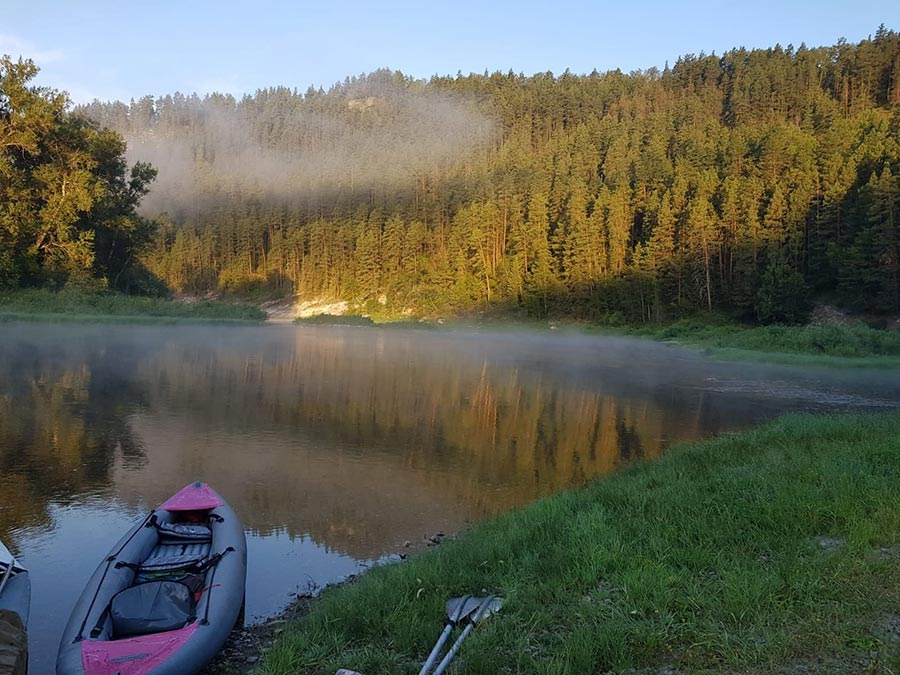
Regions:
[[869, 544, 900, 562], [813, 536, 845, 553], [767, 654, 878, 674], [200, 595, 315, 675], [258, 298, 299, 323], [879, 614, 900, 645], [808, 305, 854, 327], [295, 299, 349, 319], [176, 292, 221, 304]]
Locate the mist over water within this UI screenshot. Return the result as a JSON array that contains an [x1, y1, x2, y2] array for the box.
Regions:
[[118, 82, 494, 215], [2, 322, 899, 672]]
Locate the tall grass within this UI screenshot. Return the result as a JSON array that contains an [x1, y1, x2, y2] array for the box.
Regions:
[[261, 413, 900, 674], [628, 320, 900, 359], [0, 288, 265, 322]]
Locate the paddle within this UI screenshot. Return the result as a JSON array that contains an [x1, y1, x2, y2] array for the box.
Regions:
[[416, 595, 483, 675], [335, 594, 503, 675], [429, 594, 503, 675], [0, 564, 12, 599]]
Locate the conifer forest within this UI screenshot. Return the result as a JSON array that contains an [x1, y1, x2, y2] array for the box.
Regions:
[[3, 27, 900, 323]]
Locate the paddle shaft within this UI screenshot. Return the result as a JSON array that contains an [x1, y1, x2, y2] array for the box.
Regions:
[[0, 561, 14, 598], [432, 622, 474, 675], [417, 623, 453, 675]]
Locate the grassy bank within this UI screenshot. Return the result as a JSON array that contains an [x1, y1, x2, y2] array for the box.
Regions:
[[294, 313, 375, 326], [0, 289, 265, 323], [261, 413, 900, 674], [617, 319, 900, 367], [288, 301, 900, 366]]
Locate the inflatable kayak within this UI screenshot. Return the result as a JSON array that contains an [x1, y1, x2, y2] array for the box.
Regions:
[[0, 538, 29, 674], [57, 483, 247, 675]]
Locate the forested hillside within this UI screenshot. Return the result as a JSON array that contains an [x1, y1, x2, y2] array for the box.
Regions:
[[10, 28, 900, 322]]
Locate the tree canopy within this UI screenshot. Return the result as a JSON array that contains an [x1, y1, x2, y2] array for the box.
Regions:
[[0, 56, 157, 291]]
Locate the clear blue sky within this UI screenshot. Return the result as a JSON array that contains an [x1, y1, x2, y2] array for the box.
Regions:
[[2, 0, 896, 104]]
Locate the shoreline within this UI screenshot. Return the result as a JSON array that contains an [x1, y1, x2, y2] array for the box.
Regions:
[[0, 289, 266, 324], [3, 289, 899, 369], [200, 594, 316, 675], [293, 314, 900, 369], [256, 412, 900, 674], [4, 308, 900, 369], [202, 538, 448, 674], [0, 311, 264, 326]]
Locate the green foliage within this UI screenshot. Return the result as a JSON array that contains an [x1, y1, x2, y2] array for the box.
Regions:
[[260, 413, 900, 674], [0, 288, 264, 321], [627, 319, 900, 361], [755, 252, 811, 323], [0, 56, 157, 292], [294, 314, 375, 326]]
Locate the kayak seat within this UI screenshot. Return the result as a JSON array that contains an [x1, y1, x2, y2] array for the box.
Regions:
[[156, 522, 211, 543], [136, 541, 212, 576], [110, 580, 195, 638]]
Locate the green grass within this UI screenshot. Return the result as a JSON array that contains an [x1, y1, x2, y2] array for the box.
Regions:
[[260, 413, 900, 674], [0, 288, 265, 323], [294, 313, 375, 326], [624, 319, 900, 360]]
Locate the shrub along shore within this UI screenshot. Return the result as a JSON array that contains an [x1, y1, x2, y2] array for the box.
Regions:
[[258, 413, 900, 674], [0, 288, 265, 323]]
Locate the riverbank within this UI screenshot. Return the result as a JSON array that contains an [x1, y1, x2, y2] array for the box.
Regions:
[[257, 412, 900, 674], [0, 289, 265, 323], [4, 287, 898, 367], [612, 319, 900, 367], [294, 310, 900, 368]]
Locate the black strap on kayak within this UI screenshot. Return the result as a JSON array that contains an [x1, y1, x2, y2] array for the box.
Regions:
[[114, 546, 233, 576], [199, 547, 235, 626], [194, 546, 234, 575], [89, 604, 112, 639], [74, 511, 155, 642]]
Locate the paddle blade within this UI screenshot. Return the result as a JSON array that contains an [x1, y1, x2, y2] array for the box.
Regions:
[[471, 595, 504, 624], [445, 596, 481, 622]]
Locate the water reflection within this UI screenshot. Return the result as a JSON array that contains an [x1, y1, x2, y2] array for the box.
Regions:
[[1, 321, 899, 671], [0, 334, 147, 538]]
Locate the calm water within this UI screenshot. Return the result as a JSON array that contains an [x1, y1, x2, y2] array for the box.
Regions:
[[1, 321, 899, 671]]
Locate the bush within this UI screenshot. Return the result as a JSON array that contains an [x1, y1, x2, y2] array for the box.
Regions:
[[755, 254, 811, 324]]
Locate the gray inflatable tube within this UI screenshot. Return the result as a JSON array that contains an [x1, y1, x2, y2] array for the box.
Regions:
[[57, 483, 247, 675], [0, 539, 30, 675], [0, 539, 30, 626]]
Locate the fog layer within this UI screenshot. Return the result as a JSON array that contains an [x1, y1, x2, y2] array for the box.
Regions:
[[107, 77, 494, 215]]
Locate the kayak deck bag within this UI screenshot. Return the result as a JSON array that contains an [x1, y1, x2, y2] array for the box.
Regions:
[[109, 580, 194, 638]]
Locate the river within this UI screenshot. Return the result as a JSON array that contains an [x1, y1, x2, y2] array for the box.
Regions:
[[1, 320, 898, 672]]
